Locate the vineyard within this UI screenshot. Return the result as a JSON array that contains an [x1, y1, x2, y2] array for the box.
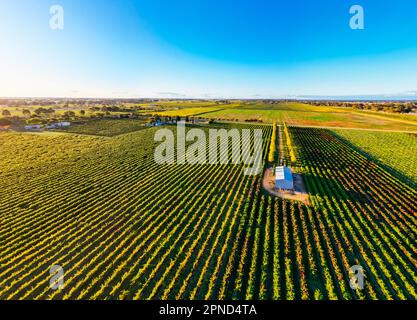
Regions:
[[201, 105, 417, 131], [0, 122, 416, 300], [290, 127, 417, 299], [54, 119, 149, 137], [332, 129, 417, 184]]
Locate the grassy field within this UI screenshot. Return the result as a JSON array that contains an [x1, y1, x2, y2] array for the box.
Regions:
[[201, 103, 417, 131], [143, 107, 223, 117], [138, 101, 222, 108], [1, 122, 416, 300], [236, 102, 347, 113], [0, 105, 87, 118], [357, 110, 417, 124]]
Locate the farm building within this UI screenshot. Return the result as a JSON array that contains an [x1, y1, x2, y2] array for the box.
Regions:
[[145, 119, 164, 127], [46, 122, 71, 129], [275, 166, 294, 190], [25, 124, 42, 131], [56, 121, 71, 127]]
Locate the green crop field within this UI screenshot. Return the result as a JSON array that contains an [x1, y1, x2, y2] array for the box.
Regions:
[[357, 110, 417, 125], [290, 127, 417, 299], [3, 0, 417, 307], [54, 119, 149, 137], [144, 107, 223, 117], [235, 102, 346, 113], [199, 103, 417, 131], [1, 121, 416, 300], [139, 101, 221, 108], [332, 129, 417, 184]]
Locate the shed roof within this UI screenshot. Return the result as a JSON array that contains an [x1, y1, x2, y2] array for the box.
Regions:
[[275, 166, 293, 181]]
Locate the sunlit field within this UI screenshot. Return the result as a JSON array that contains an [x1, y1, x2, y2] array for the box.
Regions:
[[1, 119, 416, 299]]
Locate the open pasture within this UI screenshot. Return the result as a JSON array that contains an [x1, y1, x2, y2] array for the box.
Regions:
[[202, 103, 417, 131], [144, 107, 223, 117]]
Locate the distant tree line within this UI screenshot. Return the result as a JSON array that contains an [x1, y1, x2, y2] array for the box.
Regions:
[[88, 105, 132, 113], [306, 101, 417, 114]]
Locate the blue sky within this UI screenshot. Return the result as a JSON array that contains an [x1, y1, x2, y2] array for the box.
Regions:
[[1, 0, 417, 98]]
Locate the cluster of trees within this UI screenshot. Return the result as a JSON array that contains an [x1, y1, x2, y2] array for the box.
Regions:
[[307, 101, 417, 114], [17, 109, 78, 125], [0, 99, 59, 107], [0, 98, 162, 108], [33, 107, 55, 116], [1, 105, 84, 119], [89, 105, 131, 113], [2, 109, 11, 117], [148, 115, 193, 125]]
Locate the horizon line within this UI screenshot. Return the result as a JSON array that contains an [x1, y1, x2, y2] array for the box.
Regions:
[[1, 95, 417, 102]]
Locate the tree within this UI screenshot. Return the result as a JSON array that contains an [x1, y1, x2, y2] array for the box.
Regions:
[[34, 107, 54, 116], [80, 110, 86, 116], [26, 118, 42, 125], [22, 109, 31, 117], [34, 108, 43, 116], [2, 109, 11, 117], [63, 111, 76, 118]]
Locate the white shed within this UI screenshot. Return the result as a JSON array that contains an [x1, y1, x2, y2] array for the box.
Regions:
[[25, 124, 42, 130], [56, 122, 71, 127], [275, 166, 294, 190]]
